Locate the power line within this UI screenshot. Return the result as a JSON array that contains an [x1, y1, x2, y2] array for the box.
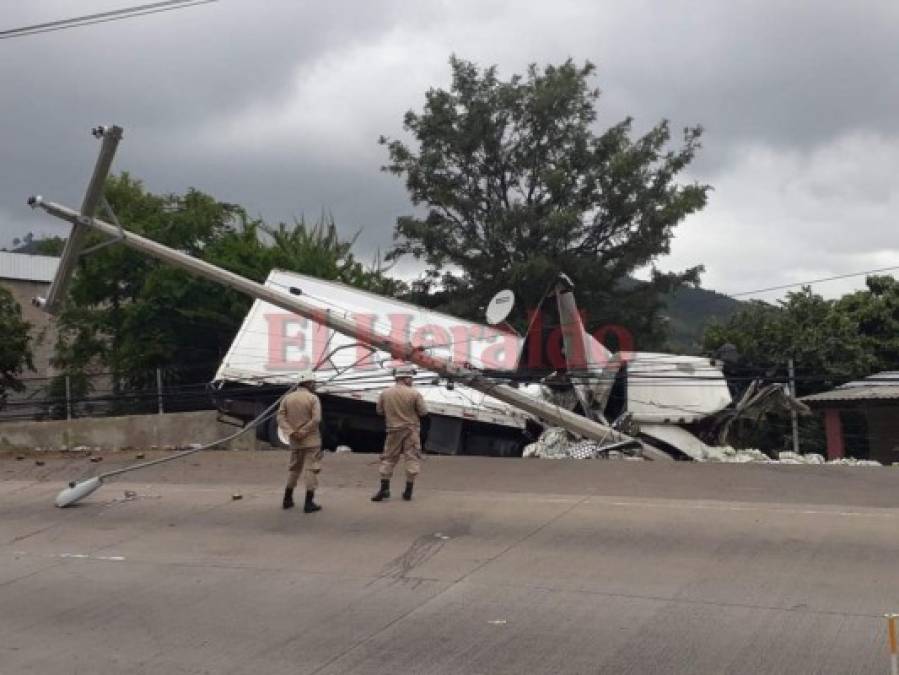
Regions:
[[0, 0, 217, 40], [727, 264, 899, 298]]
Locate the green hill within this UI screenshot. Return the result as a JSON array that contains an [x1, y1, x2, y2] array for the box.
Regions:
[[662, 286, 743, 354]]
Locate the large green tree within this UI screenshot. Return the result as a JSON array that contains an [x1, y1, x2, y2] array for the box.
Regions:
[[381, 57, 709, 347], [52, 173, 401, 398], [0, 286, 33, 408]]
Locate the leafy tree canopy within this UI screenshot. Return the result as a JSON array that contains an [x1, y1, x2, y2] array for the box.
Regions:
[[704, 276, 899, 396], [53, 173, 401, 392], [0, 286, 33, 408], [381, 56, 709, 347]]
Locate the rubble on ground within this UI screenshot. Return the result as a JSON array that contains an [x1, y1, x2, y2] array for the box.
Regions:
[[523, 427, 883, 465], [522, 428, 640, 460]]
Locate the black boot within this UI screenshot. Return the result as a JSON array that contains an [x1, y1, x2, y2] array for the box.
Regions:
[[371, 479, 391, 502], [282, 487, 295, 509], [304, 490, 322, 513], [402, 481, 414, 501]]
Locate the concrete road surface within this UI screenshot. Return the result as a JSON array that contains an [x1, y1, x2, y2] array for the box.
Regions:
[[2, 450, 899, 674]]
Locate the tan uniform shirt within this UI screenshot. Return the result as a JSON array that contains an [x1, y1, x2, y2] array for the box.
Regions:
[[377, 383, 428, 430], [277, 389, 322, 449]]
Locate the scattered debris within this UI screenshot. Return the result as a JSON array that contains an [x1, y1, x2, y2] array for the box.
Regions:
[[522, 428, 640, 460], [89, 456, 103, 463], [825, 457, 882, 467], [34, 460, 45, 466], [701, 447, 772, 463], [702, 448, 880, 465], [488, 619, 508, 625], [335, 445, 353, 453], [135, 453, 145, 460], [232, 493, 243, 500], [16, 455, 25, 461], [525, 427, 882, 466], [123, 490, 138, 500], [434, 533, 450, 540]]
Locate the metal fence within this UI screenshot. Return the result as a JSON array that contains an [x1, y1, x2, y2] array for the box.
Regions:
[[0, 368, 219, 423]]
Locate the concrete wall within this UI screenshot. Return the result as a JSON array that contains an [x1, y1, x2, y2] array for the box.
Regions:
[[866, 407, 899, 465], [0, 411, 265, 451]]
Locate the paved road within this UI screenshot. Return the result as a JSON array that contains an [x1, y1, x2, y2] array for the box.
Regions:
[[2, 451, 899, 674]]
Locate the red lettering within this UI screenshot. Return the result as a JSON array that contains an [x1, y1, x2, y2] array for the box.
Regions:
[[352, 313, 378, 370], [412, 324, 452, 355], [481, 327, 520, 370], [593, 324, 634, 356], [385, 313, 413, 366], [265, 313, 310, 370], [526, 309, 544, 370], [450, 325, 472, 365]]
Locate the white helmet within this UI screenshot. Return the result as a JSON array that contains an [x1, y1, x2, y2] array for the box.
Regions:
[[393, 364, 416, 378], [296, 369, 316, 384]]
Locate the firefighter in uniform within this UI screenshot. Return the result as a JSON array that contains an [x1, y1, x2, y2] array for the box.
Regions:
[[371, 364, 428, 502], [277, 370, 323, 513]]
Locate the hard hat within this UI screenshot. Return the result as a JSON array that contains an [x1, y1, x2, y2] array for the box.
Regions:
[[393, 365, 416, 378], [296, 369, 316, 384]]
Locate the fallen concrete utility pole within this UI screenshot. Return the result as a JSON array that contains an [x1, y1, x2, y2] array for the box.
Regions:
[[29, 125, 670, 461]]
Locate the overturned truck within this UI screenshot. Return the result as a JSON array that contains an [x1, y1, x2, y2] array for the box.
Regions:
[[212, 269, 772, 460]]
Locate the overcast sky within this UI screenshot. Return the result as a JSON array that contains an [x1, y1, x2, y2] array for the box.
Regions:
[[2, 0, 898, 300]]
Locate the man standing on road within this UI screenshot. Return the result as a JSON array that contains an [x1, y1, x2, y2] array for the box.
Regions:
[[277, 370, 323, 513], [372, 365, 428, 502]]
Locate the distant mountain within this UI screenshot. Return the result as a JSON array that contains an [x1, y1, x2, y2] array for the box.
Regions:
[[662, 286, 743, 354]]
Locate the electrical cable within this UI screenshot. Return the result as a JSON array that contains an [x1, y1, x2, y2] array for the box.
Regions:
[[0, 0, 217, 40], [727, 265, 899, 298]]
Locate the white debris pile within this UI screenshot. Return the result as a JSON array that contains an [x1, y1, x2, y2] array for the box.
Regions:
[[820, 456, 882, 466], [522, 428, 638, 460], [523, 428, 883, 466], [686, 447, 880, 465], [775, 451, 823, 464], [700, 446, 772, 463]]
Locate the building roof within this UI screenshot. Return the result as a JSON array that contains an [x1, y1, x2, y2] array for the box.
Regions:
[[0, 251, 59, 283], [802, 372, 899, 405]]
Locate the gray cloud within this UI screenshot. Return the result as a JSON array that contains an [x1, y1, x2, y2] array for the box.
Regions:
[[2, 0, 897, 298]]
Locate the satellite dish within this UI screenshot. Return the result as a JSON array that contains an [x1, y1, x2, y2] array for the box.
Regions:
[[485, 289, 515, 325]]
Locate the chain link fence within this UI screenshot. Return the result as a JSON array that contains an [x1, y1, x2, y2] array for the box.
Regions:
[[0, 367, 221, 423]]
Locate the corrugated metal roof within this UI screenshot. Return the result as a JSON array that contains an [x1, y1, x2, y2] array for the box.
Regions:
[[0, 251, 59, 283], [802, 372, 899, 404]]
